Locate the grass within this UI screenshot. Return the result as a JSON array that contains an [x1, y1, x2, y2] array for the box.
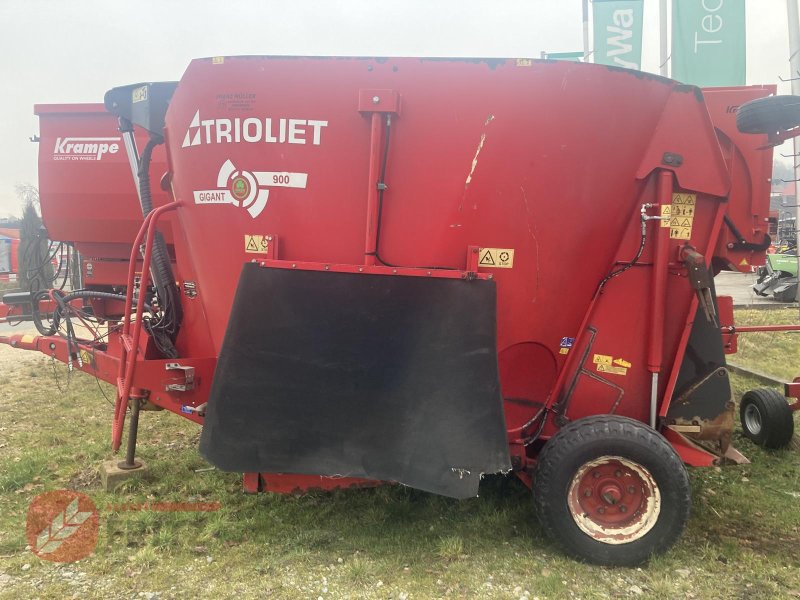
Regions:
[[732, 308, 800, 381], [0, 313, 799, 599], [0, 280, 20, 300]]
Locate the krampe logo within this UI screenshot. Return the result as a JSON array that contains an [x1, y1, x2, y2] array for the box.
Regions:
[[26, 491, 98, 562], [53, 137, 120, 161]]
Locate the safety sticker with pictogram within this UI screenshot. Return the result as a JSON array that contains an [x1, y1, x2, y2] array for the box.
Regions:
[[668, 193, 696, 239], [592, 353, 631, 376], [478, 248, 514, 268], [244, 234, 271, 254]]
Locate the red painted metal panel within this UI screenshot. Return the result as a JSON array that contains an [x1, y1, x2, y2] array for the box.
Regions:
[[702, 86, 776, 272], [35, 103, 175, 272], [167, 58, 678, 365]]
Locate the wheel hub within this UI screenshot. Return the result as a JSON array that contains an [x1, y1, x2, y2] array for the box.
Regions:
[[567, 456, 661, 544], [743, 403, 763, 435]]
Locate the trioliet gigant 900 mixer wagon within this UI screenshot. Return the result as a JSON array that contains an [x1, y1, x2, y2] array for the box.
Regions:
[[2, 56, 799, 566]]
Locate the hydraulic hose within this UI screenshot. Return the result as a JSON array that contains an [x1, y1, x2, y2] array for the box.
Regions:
[[137, 137, 181, 358], [31, 290, 152, 337]]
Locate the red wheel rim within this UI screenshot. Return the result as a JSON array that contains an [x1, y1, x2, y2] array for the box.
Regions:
[[567, 456, 661, 544]]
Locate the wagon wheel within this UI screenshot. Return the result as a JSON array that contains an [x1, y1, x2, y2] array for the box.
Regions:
[[736, 95, 800, 134], [740, 388, 794, 449], [532, 415, 691, 566], [774, 285, 798, 303]]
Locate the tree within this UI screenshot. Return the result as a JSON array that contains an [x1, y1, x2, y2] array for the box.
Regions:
[[15, 183, 40, 210], [16, 186, 52, 291]]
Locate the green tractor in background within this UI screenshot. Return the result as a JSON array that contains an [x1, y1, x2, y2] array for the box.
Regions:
[[753, 246, 798, 302]]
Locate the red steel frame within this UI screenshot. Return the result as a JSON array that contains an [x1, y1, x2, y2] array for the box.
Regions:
[[113, 202, 180, 451], [721, 322, 800, 414]]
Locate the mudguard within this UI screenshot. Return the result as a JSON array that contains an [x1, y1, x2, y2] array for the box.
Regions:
[[665, 286, 734, 454], [199, 264, 511, 498]]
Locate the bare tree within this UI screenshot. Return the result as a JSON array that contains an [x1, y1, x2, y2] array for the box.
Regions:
[[16, 185, 52, 290], [14, 183, 40, 210]]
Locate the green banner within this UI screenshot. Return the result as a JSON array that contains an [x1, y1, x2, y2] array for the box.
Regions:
[[544, 51, 585, 62], [593, 0, 644, 70], [672, 0, 746, 86]]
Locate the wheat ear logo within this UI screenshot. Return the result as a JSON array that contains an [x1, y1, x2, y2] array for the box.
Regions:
[[26, 491, 98, 562], [35, 497, 92, 553]]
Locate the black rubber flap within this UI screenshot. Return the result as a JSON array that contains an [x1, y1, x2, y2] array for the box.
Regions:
[[667, 282, 731, 423], [199, 264, 510, 498]]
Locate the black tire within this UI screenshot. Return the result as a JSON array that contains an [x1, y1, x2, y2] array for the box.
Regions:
[[736, 95, 800, 134], [532, 415, 690, 567], [740, 388, 794, 449], [774, 284, 798, 303]]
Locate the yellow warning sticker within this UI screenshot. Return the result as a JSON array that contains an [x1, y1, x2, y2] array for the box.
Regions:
[[244, 234, 271, 254], [515, 58, 533, 67], [669, 193, 696, 240], [212, 56, 225, 64], [672, 193, 696, 206], [671, 205, 695, 217], [670, 226, 692, 240], [20, 334, 35, 345], [132, 85, 148, 103], [597, 363, 628, 376], [592, 354, 613, 365], [559, 347, 570, 355], [668, 217, 694, 227], [592, 354, 631, 375], [739, 258, 749, 266], [79, 349, 96, 368], [479, 248, 514, 268], [660, 204, 671, 227]]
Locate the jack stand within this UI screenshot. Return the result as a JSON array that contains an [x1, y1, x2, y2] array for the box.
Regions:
[[100, 398, 148, 491], [118, 398, 142, 470]]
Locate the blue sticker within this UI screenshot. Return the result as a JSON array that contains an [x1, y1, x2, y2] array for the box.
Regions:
[[180, 405, 193, 414], [559, 337, 575, 348]]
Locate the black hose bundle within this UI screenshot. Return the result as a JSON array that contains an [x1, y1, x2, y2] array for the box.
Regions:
[[137, 137, 182, 358], [31, 289, 152, 338], [20, 230, 73, 292]]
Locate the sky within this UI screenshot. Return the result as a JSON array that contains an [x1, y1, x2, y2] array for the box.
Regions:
[[0, 0, 795, 217]]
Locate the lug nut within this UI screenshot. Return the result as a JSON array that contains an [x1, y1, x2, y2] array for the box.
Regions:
[[593, 471, 601, 478], [584, 490, 591, 497], [597, 507, 605, 514], [619, 505, 627, 513], [628, 486, 636, 494], [615, 470, 622, 477]]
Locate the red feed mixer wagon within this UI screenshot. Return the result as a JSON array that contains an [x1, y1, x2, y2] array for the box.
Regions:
[[2, 56, 799, 565]]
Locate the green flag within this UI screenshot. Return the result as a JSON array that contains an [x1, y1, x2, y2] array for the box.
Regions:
[[544, 51, 585, 62], [593, 0, 644, 70], [672, 0, 746, 86]]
